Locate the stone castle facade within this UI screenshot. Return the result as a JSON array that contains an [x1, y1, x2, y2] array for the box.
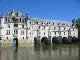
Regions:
[[0, 10, 78, 46]]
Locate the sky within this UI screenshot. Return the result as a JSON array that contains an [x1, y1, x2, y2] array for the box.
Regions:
[[0, 0, 80, 22]]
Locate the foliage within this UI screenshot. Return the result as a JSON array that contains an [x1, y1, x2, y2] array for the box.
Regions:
[[76, 18, 80, 25]]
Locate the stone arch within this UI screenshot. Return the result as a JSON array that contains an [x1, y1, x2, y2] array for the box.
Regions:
[[41, 37, 48, 44], [52, 37, 59, 44], [34, 37, 37, 44], [62, 37, 68, 43], [72, 36, 78, 42]]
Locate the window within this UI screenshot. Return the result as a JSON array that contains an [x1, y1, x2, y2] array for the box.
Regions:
[[64, 28, 66, 30], [8, 20, 10, 22], [22, 20, 24, 23], [73, 28, 74, 30], [14, 24, 18, 27], [44, 26, 46, 29], [30, 21, 31, 24], [20, 18, 21, 22], [70, 32, 71, 35], [59, 32, 61, 35], [5, 17, 7, 23], [21, 31, 24, 35], [12, 17, 18, 23], [64, 32, 65, 35], [39, 32, 41, 35], [53, 23, 54, 25], [32, 26, 33, 29], [55, 32, 56, 35], [39, 26, 40, 29], [14, 29, 18, 34], [7, 30, 8, 35], [59, 27, 60, 30], [16, 13, 18, 16], [44, 32, 45, 35], [6, 30, 10, 35], [49, 32, 51, 35], [22, 25, 24, 28], [37, 22, 38, 24], [25, 20, 26, 23]]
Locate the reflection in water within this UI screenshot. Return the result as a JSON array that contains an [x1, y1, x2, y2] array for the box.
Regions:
[[0, 44, 80, 60]]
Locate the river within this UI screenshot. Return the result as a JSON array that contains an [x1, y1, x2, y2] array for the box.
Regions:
[[0, 44, 80, 60]]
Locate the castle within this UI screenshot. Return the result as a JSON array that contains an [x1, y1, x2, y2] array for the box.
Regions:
[[0, 10, 78, 46]]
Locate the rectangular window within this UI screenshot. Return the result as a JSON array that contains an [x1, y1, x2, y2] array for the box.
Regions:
[[59, 27, 60, 30], [6, 30, 10, 35], [14, 24, 18, 27], [20, 18, 21, 22], [44, 32, 45, 35], [39, 32, 41, 35], [55, 32, 56, 35], [22, 25, 24, 28], [39, 26, 40, 29], [49, 32, 51, 35], [60, 32, 61, 35], [64, 28, 66, 30], [21, 31, 24, 35], [64, 32, 65, 35], [22, 20, 24, 23], [7, 30, 8, 35], [14, 29, 18, 34]]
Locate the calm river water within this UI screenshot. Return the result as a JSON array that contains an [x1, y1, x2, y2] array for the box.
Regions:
[[0, 44, 80, 60]]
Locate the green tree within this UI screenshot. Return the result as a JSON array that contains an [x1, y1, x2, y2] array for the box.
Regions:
[[75, 18, 80, 38]]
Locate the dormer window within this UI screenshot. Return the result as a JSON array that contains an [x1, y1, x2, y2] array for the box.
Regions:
[[5, 17, 7, 23], [64, 27, 66, 30], [53, 23, 54, 25], [12, 17, 18, 23], [22, 20, 24, 23], [30, 21, 31, 24], [37, 22, 38, 24], [16, 13, 18, 16], [25, 20, 26, 23], [20, 18, 21, 22]]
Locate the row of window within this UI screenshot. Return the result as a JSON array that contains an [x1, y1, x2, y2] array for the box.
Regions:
[[7, 24, 25, 28], [5, 17, 27, 23], [29, 21, 69, 26], [6, 30, 24, 35], [31, 26, 72, 30]]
